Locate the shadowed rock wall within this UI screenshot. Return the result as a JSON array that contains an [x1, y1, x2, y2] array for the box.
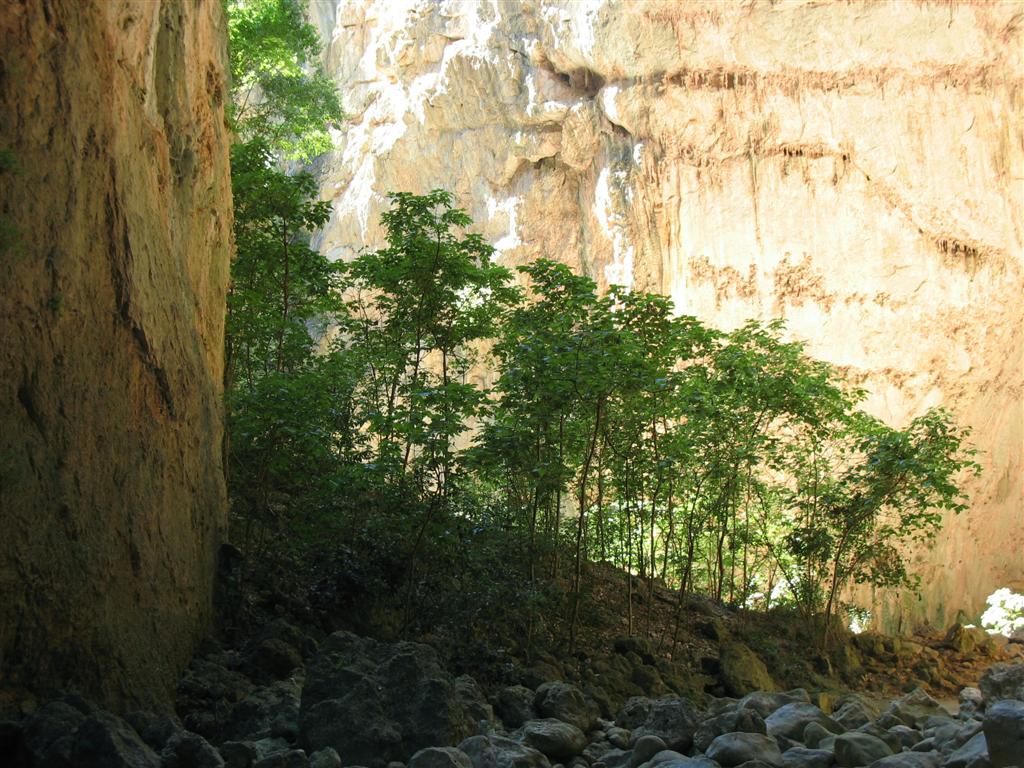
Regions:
[[0, 0, 232, 711], [310, 0, 1023, 631]]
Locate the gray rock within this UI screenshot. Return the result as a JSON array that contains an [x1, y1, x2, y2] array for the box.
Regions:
[[738, 691, 811, 719], [535, 683, 599, 733], [225, 677, 302, 742], [457, 677, 496, 725], [496, 687, 538, 729], [220, 740, 261, 768], [719, 644, 777, 698], [803, 722, 836, 751], [607, 726, 631, 749], [300, 632, 484, 767], [765, 703, 842, 741], [135, 714, 183, 752], [940, 731, 988, 768], [622, 697, 701, 752], [910, 737, 938, 753], [178, 659, 255, 740], [219, 737, 292, 768], [71, 712, 160, 768], [618, 698, 656, 730], [888, 725, 923, 749], [857, 723, 903, 754], [252, 749, 308, 768], [982, 699, 1024, 767], [834, 700, 877, 731], [21, 700, 87, 766], [458, 734, 550, 768], [243, 638, 304, 684], [409, 747, 474, 768], [644, 749, 689, 767], [583, 740, 614, 764], [522, 719, 587, 760], [705, 732, 784, 767], [628, 735, 667, 768], [979, 664, 1024, 707], [161, 731, 225, 768], [882, 690, 951, 730], [930, 721, 983, 754], [867, 754, 941, 768], [694, 708, 766, 752], [780, 747, 833, 768], [310, 748, 343, 768], [592, 747, 630, 768], [614, 637, 658, 665], [834, 732, 893, 767], [958, 689, 984, 720]]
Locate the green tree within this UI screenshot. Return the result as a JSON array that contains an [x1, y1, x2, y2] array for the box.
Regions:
[[346, 190, 517, 494], [224, 0, 351, 568], [227, 139, 342, 387], [772, 406, 979, 640], [227, 0, 343, 159], [482, 259, 599, 583]]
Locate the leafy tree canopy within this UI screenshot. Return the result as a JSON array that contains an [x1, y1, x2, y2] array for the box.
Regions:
[[227, 0, 343, 159]]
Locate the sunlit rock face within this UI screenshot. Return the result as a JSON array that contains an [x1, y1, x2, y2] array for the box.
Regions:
[[0, 1, 231, 710], [311, 0, 1023, 629]]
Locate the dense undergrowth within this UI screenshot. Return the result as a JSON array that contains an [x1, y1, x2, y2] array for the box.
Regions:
[[222, 0, 979, 657]]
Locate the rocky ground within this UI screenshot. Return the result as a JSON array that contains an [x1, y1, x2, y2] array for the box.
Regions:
[[2, 608, 1023, 768]]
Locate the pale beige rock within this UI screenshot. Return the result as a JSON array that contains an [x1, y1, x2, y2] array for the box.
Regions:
[[0, 0, 232, 711], [311, 0, 1023, 629]]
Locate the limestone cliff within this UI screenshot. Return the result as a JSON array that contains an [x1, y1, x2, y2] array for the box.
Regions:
[[311, 0, 1023, 630], [0, 0, 232, 710]]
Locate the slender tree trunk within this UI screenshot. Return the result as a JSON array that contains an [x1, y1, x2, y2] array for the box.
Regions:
[[626, 495, 634, 635], [596, 455, 606, 562], [275, 223, 290, 373], [569, 401, 602, 653], [552, 416, 565, 579]]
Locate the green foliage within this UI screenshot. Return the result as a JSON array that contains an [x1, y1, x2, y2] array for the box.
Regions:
[[225, 0, 351, 559], [223, 182, 979, 646], [227, 138, 341, 385], [216, 0, 979, 651], [768, 405, 978, 636], [227, 0, 343, 159], [228, 349, 364, 556], [345, 190, 518, 495]]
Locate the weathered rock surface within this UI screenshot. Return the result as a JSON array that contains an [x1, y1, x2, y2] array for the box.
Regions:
[[979, 663, 1024, 706], [616, 696, 701, 752], [764, 703, 841, 742], [982, 699, 1024, 768], [534, 682, 599, 732], [0, 0, 232, 711], [833, 731, 892, 767], [299, 632, 488, 767], [9, 655, 1023, 768], [310, 0, 1024, 630], [704, 732, 783, 767], [521, 718, 587, 760], [719, 644, 776, 699], [459, 734, 551, 768]]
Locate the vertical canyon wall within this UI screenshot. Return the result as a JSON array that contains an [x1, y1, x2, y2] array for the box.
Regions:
[[310, 0, 1023, 630], [0, 0, 231, 710]]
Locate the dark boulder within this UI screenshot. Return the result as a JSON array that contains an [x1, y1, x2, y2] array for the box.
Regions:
[[71, 711, 160, 768], [534, 682, 599, 732], [299, 632, 487, 767]]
